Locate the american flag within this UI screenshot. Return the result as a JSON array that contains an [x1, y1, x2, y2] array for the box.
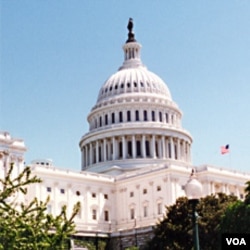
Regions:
[[221, 144, 230, 154]]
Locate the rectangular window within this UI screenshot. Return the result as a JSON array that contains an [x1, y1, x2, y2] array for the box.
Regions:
[[127, 141, 132, 157], [135, 110, 139, 121], [60, 188, 65, 194], [130, 191, 134, 197], [127, 111, 131, 121], [157, 186, 161, 191], [47, 187, 51, 192], [165, 113, 169, 123], [99, 116, 102, 127], [130, 208, 135, 220], [92, 209, 97, 220], [104, 194, 108, 200], [112, 113, 115, 123], [152, 111, 155, 121], [159, 112, 162, 122], [136, 140, 141, 157], [105, 114, 108, 125], [143, 188, 147, 194], [119, 111, 123, 122], [92, 193, 96, 198], [119, 141, 123, 158], [146, 140, 150, 157], [104, 210, 109, 221], [144, 206, 148, 217], [144, 110, 148, 121], [157, 203, 162, 215], [99, 146, 102, 161]]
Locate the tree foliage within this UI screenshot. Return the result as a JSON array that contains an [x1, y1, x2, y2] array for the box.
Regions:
[[220, 180, 250, 234], [144, 193, 238, 250], [0, 164, 80, 250]]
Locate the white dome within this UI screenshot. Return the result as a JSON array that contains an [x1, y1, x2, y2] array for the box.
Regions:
[[97, 66, 172, 103], [80, 19, 192, 175]]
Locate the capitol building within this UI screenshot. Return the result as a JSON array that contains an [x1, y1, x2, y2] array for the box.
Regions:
[[1, 19, 249, 249]]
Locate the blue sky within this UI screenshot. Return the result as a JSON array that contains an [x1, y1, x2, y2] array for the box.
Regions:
[[1, 1, 250, 173]]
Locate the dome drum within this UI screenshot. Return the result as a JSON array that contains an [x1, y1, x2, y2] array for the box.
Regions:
[[80, 125, 192, 173]]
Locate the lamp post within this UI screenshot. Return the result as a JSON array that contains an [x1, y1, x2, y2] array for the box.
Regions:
[[134, 217, 138, 247], [95, 232, 99, 250], [185, 169, 202, 250]]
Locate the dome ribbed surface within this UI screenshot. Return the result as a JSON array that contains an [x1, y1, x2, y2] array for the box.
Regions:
[[97, 66, 172, 103]]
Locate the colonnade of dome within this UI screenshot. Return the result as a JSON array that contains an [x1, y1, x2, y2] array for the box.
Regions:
[[81, 134, 191, 170]]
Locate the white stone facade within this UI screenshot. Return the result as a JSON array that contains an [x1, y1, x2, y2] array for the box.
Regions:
[[1, 133, 249, 237], [1, 21, 250, 240]]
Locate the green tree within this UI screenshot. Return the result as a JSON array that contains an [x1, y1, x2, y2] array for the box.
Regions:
[[220, 180, 250, 234], [144, 193, 238, 250], [0, 163, 80, 250]]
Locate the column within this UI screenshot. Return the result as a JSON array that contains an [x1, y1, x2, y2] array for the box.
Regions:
[[142, 135, 146, 158], [155, 110, 159, 122], [82, 146, 86, 168], [132, 135, 136, 158], [96, 140, 99, 163], [187, 143, 191, 162], [177, 139, 181, 160], [158, 137, 162, 158], [107, 140, 111, 160], [103, 138, 107, 161], [170, 137, 174, 159], [180, 140, 184, 161], [86, 145, 89, 166], [112, 137, 116, 160], [166, 138, 169, 159], [89, 143, 93, 164], [161, 136, 166, 159], [210, 181, 215, 194], [151, 135, 156, 158], [122, 136, 126, 159]]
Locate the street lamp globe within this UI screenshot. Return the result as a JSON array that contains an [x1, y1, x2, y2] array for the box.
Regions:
[[185, 169, 202, 201], [185, 169, 202, 250]]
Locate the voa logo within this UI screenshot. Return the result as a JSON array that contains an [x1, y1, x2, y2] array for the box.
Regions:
[[226, 238, 246, 246]]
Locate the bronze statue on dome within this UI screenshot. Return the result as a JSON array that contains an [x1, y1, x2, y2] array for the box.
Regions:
[[126, 18, 136, 43]]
